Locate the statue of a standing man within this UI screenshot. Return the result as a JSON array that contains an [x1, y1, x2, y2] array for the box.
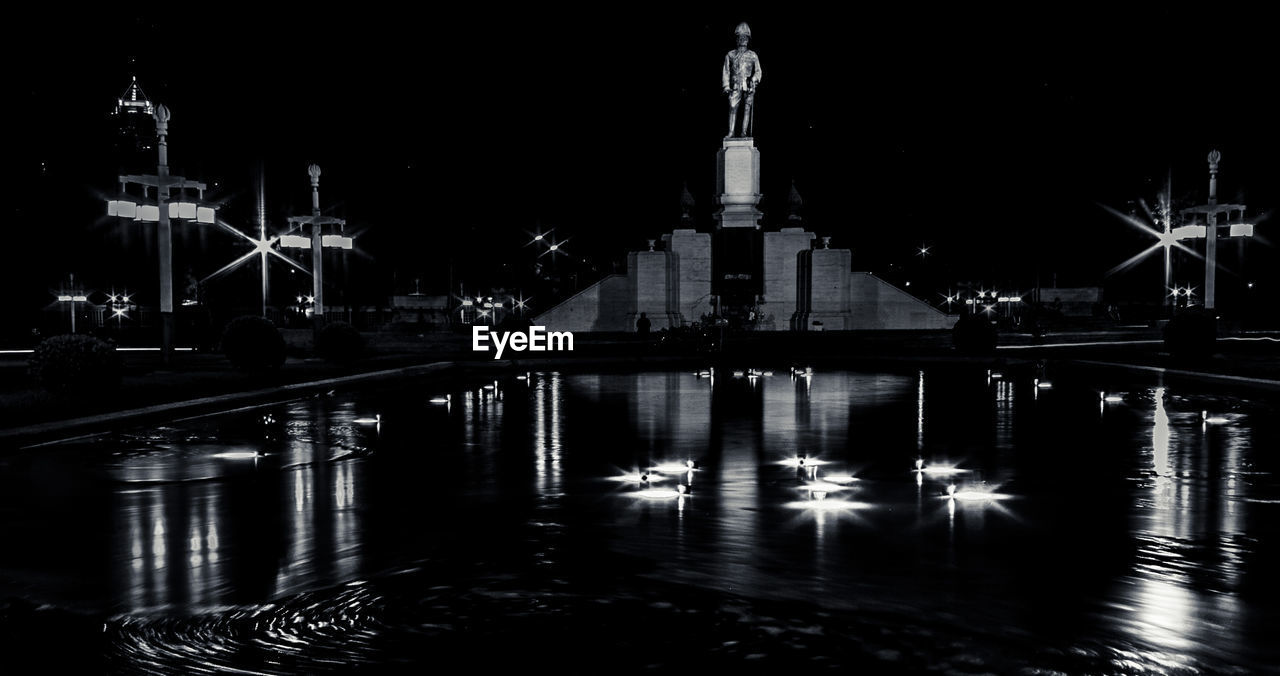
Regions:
[[722, 22, 762, 138]]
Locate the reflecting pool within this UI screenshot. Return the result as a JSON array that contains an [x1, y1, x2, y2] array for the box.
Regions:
[[1, 367, 1277, 672]]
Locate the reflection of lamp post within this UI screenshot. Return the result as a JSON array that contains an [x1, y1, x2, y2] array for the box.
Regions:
[[107, 104, 217, 364]]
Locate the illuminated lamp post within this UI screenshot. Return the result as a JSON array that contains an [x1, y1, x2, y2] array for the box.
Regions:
[[55, 275, 89, 334], [1176, 150, 1254, 311], [106, 104, 217, 364], [282, 165, 349, 339]]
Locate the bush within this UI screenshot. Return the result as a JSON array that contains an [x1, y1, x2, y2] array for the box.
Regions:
[[952, 315, 997, 354], [316, 321, 363, 364], [28, 334, 121, 393], [221, 315, 286, 373], [1163, 308, 1217, 359]]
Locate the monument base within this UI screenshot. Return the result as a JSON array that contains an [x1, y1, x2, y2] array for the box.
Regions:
[[713, 138, 762, 230]]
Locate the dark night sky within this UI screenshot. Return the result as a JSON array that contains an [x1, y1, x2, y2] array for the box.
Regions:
[[6, 6, 1278, 325]]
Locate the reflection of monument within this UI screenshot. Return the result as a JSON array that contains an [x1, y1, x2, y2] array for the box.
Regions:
[[533, 23, 955, 333]]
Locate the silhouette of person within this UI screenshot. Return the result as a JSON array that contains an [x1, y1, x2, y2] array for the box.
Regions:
[[637, 312, 651, 339]]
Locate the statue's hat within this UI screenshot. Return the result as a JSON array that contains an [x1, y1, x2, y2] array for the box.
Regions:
[[734, 22, 751, 38]]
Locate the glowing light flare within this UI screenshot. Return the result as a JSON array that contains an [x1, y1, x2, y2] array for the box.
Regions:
[[606, 471, 671, 484], [943, 483, 1016, 503], [353, 415, 381, 424], [212, 451, 263, 460], [914, 462, 970, 476], [782, 498, 874, 513], [1201, 410, 1232, 425], [633, 489, 682, 499], [796, 481, 853, 494], [776, 456, 828, 468], [650, 461, 698, 474]]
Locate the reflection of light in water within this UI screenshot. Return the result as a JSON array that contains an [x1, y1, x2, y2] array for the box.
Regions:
[[352, 414, 380, 424], [533, 373, 563, 498], [152, 512, 166, 570], [1102, 392, 1124, 403], [944, 484, 1015, 502], [914, 461, 970, 476], [797, 481, 852, 494], [1200, 410, 1231, 425], [917, 370, 925, 450], [650, 461, 698, 474], [782, 498, 873, 513], [429, 396, 449, 404], [1128, 575, 1197, 653], [211, 451, 262, 460], [1151, 387, 1175, 513], [994, 380, 1014, 449], [332, 462, 361, 580], [776, 456, 827, 468], [606, 471, 670, 484], [634, 489, 682, 499]]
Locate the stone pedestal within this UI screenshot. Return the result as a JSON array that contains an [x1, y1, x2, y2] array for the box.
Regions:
[[663, 229, 712, 324], [628, 250, 681, 330], [762, 227, 815, 330], [714, 138, 762, 230], [794, 247, 852, 331]]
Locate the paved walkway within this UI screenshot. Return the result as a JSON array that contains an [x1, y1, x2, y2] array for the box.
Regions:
[[1070, 359, 1280, 390], [2, 361, 459, 449]]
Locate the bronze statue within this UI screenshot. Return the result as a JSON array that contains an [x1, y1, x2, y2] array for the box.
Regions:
[[722, 22, 762, 138]]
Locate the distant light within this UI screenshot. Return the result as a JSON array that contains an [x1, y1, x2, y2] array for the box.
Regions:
[[57, 295, 73, 302], [280, 235, 311, 249], [306, 296, 315, 304], [534, 234, 543, 241], [72, 295, 88, 302], [195, 207, 216, 224], [1229, 223, 1254, 238]]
